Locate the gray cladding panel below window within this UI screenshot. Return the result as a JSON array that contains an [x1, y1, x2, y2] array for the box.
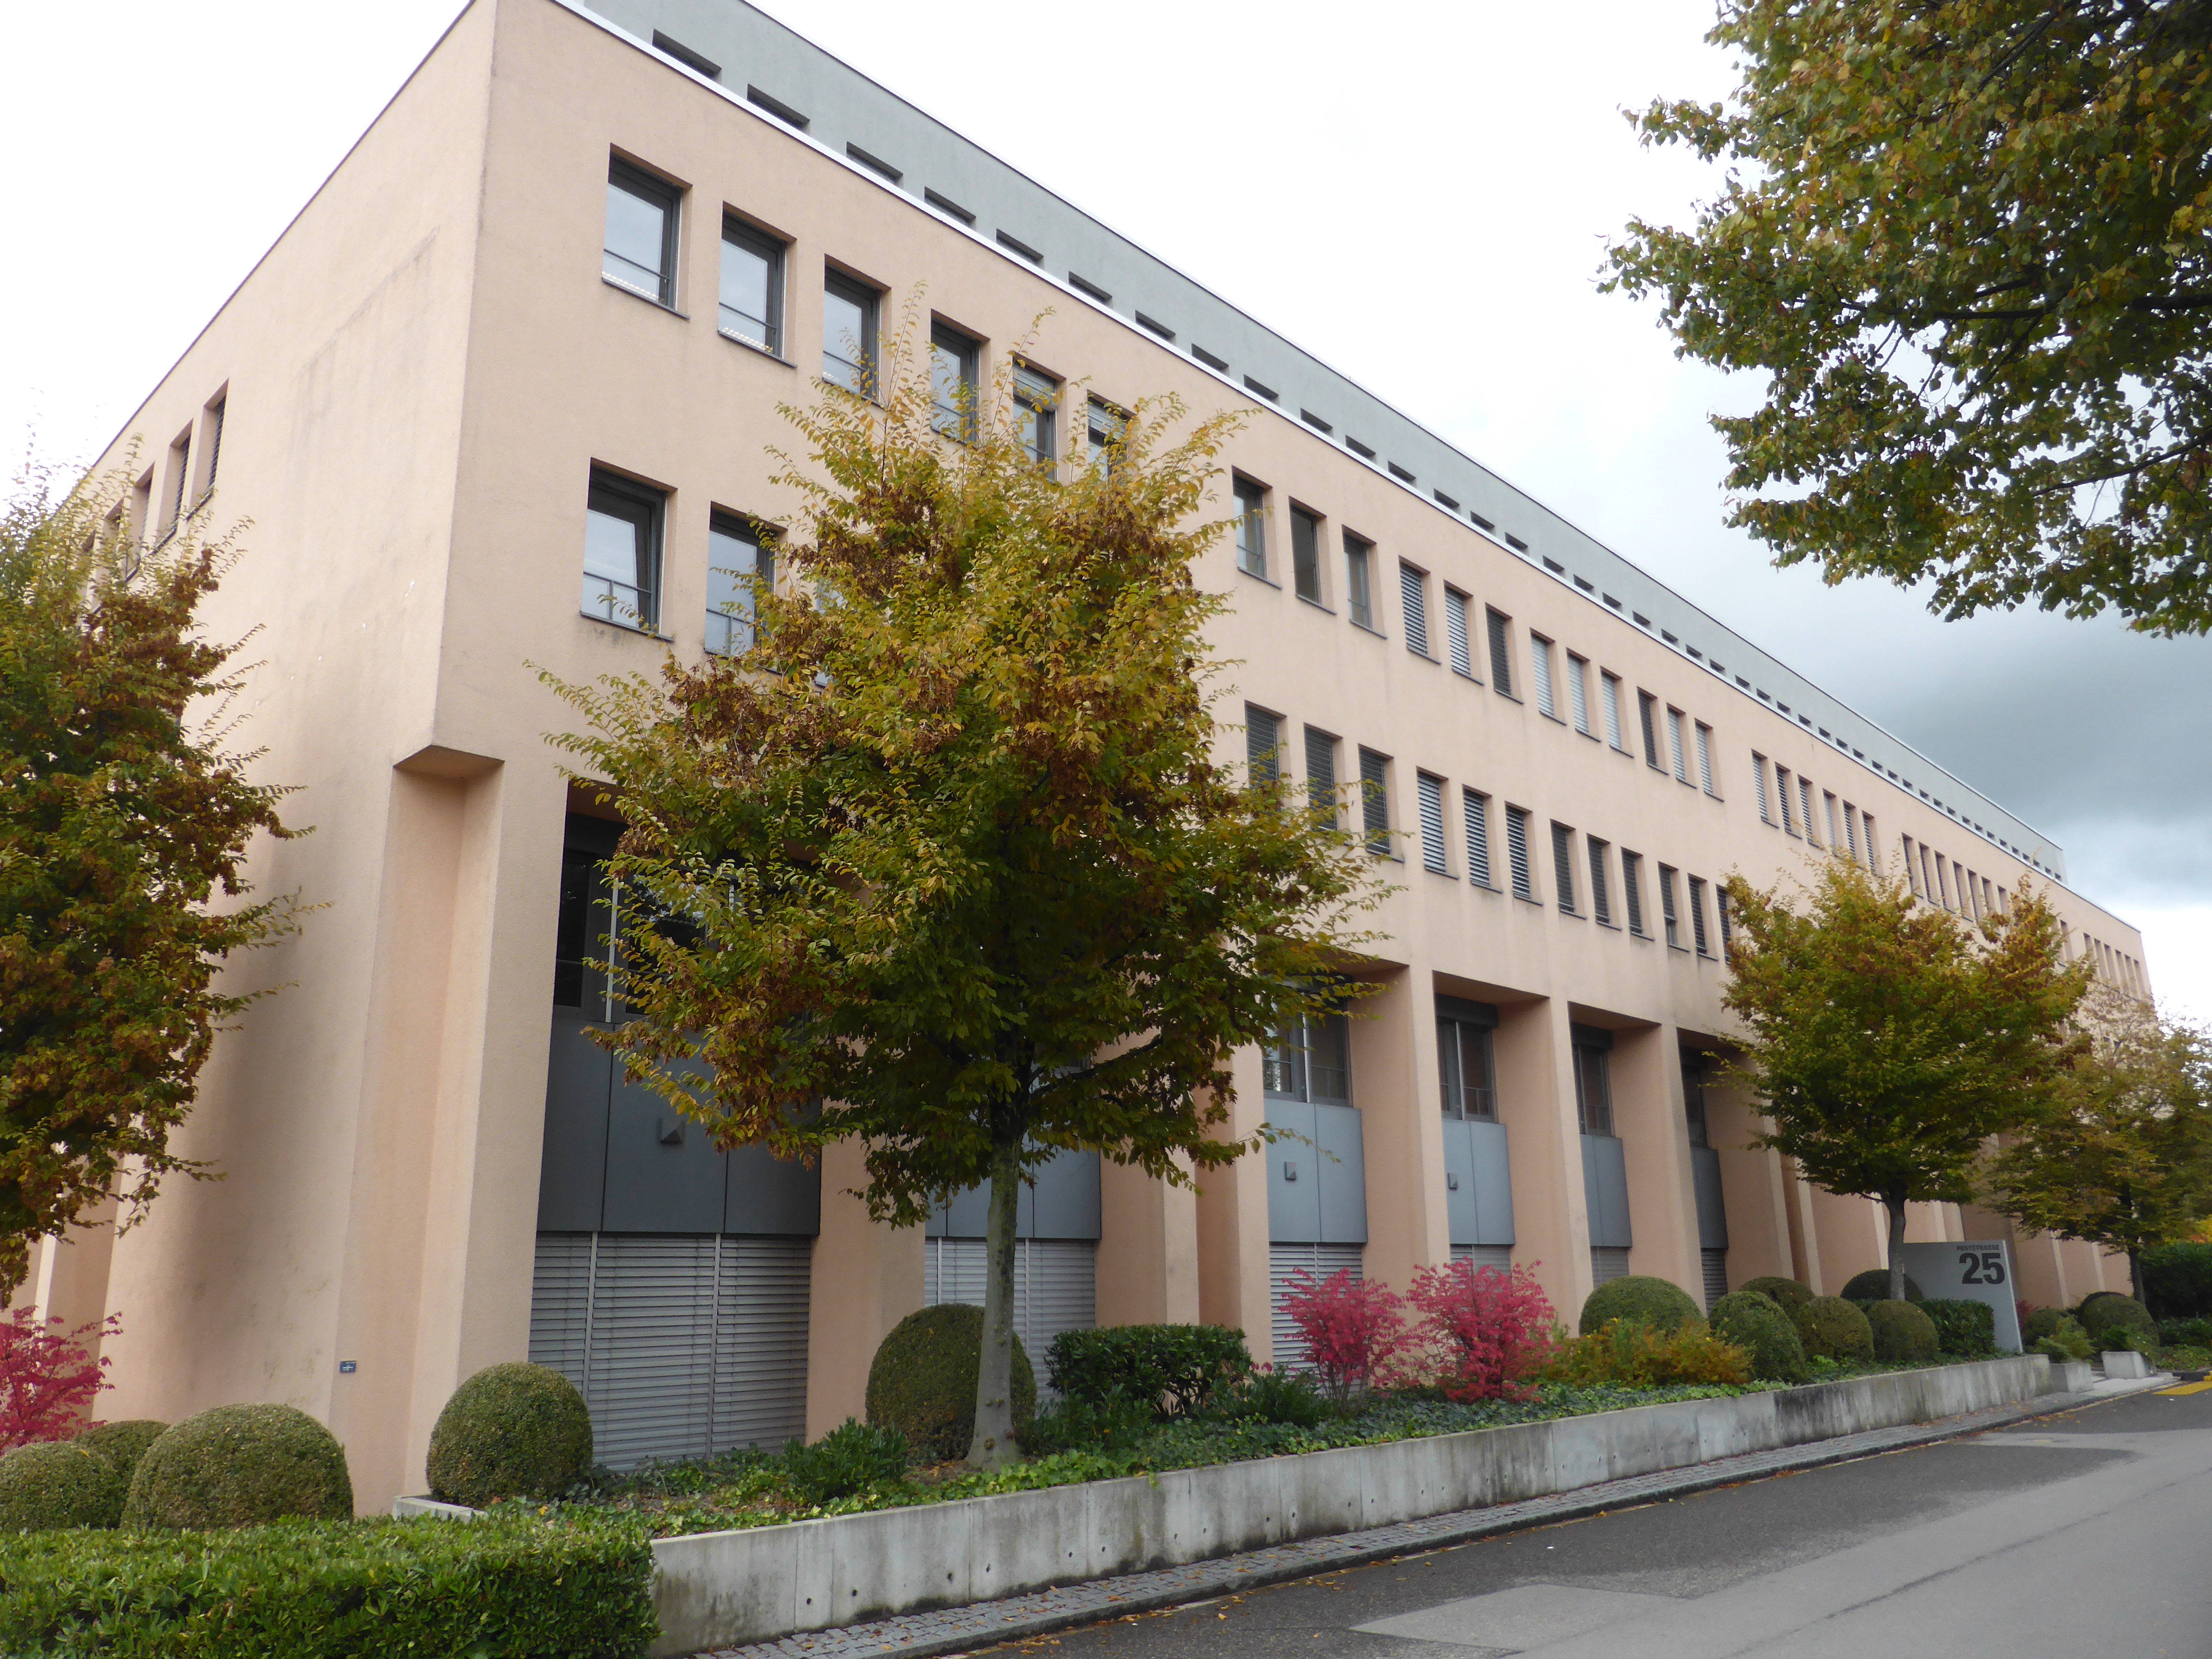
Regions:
[[924, 1148, 1102, 1240], [1691, 1145, 1729, 1250], [1266, 1098, 1323, 1243], [1580, 1133, 1633, 1249], [603, 1055, 730, 1233], [1441, 1116, 1514, 1247], [538, 1016, 614, 1231], [1315, 1101, 1367, 1245]]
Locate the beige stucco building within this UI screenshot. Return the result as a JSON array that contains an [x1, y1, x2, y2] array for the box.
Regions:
[[27, 0, 2147, 1511]]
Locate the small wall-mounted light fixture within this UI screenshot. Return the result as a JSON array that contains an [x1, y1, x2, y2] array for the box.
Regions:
[[338, 1360, 358, 1374], [1282, 1162, 1298, 1182], [1446, 1174, 1460, 1191], [657, 1119, 685, 1146]]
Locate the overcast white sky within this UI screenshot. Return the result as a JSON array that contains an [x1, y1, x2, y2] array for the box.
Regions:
[[4, 0, 2206, 1014]]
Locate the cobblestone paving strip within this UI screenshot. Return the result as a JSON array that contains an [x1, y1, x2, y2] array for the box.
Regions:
[[695, 1378, 2163, 1658]]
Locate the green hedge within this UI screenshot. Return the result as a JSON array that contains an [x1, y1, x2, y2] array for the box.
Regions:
[[0, 1512, 656, 1657], [866, 1304, 1034, 1462], [428, 1362, 594, 1507], [1840, 1269, 1923, 1303], [1710, 1291, 1808, 1383], [1793, 1296, 1874, 1362], [2075, 1293, 2156, 1349], [1046, 1325, 1251, 1418], [1741, 1277, 1812, 1316], [1868, 1299, 1939, 1363], [1578, 1276, 1703, 1337], [1919, 1299, 1996, 1356], [125, 1403, 354, 1530], [2141, 1243, 2212, 1320]]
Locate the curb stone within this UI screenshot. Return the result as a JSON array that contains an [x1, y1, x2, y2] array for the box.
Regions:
[[691, 1374, 2171, 1658]]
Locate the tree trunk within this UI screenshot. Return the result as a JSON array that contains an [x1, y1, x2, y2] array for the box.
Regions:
[[2129, 1246, 2143, 1307], [1886, 1190, 1910, 1302], [966, 1137, 1024, 1470]]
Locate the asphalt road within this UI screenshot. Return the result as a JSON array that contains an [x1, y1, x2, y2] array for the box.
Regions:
[[987, 1384, 2212, 1659]]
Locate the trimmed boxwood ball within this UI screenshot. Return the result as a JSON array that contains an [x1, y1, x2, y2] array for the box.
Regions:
[[427, 1362, 594, 1508], [1711, 1290, 1809, 1382], [1578, 1275, 1703, 1337], [2075, 1292, 2156, 1349], [72, 1420, 168, 1493], [124, 1403, 354, 1529], [0, 1440, 128, 1531], [867, 1303, 1035, 1462], [1793, 1295, 1875, 1362], [1741, 1276, 1813, 1316], [1841, 1268, 1923, 1303], [1867, 1299, 1940, 1364]]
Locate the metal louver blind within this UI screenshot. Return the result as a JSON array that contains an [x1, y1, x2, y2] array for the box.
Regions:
[[1399, 565, 1429, 656], [1451, 1244, 1514, 1273], [1639, 694, 1659, 768], [1486, 610, 1513, 696], [923, 1237, 1096, 1383], [1569, 658, 1590, 734], [1269, 1242, 1364, 1370], [1622, 854, 1644, 935], [1755, 755, 1772, 822], [1305, 727, 1336, 828], [1445, 591, 1472, 676], [1587, 840, 1611, 925], [1801, 779, 1818, 843], [1668, 709, 1687, 782], [1464, 790, 1492, 887], [1590, 1247, 1631, 1286], [1417, 774, 1447, 874], [1530, 639, 1555, 717], [1697, 726, 1715, 793], [1506, 807, 1533, 900], [1603, 675, 1624, 749], [1701, 1249, 1729, 1311], [1689, 878, 1711, 954], [1551, 823, 1576, 913], [1359, 749, 1391, 854], [1246, 706, 1279, 786]]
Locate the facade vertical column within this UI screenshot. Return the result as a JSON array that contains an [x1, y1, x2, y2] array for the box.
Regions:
[[15, 1204, 120, 1412], [1354, 970, 1448, 1291], [1492, 997, 1589, 1325], [1806, 1185, 1888, 1291], [1196, 1045, 1273, 1361], [1704, 1074, 1793, 1289], [1097, 1160, 1200, 1327], [805, 1139, 923, 1436], [1609, 1022, 1700, 1295]]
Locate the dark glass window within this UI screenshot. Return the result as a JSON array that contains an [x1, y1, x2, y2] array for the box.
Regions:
[[1682, 1055, 1711, 1148], [1265, 1009, 1352, 1105], [1573, 1038, 1614, 1136], [583, 469, 663, 631], [1014, 364, 1058, 464], [1438, 1015, 1496, 1120], [707, 511, 772, 656], [1291, 506, 1322, 602], [1233, 478, 1267, 577], [719, 218, 783, 352], [1344, 533, 1374, 628], [605, 159, 680, 306], [823, 271, 879, 393], [929, 322, 979, 440]]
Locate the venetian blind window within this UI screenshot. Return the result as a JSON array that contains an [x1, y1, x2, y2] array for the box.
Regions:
[[1901, 834, 1921, 895], [705, 512, 771, 656], [1530, 636, 1557, 717], [583, 470, 663, 632], [1505, 806, 1535, 900], [1586, 836, 1612, 925], [929, 323, 979, 441], [1638, 691, 1661, 769], [1824, 792, 1841, 847], [1601, 671, 1626, 750], [1464, 789, 1493, 886], [1666, 708, 1688, 782], [1417, 774, 1448, 874], [1444, 590, 1474, 676], [823, 272, 878, 393], [1659, 862, 1681, 947], [1568, 654, 1592, 735], [1400, 565, 1431, 656], [1233, 478, 1268, 578], [1776, 767, 1797, 834], [162, 432, 190, 535], [1291, 506, 1323, 602], [1087, 398, 1125, 471], [1246, 706, 1282, 786], [1304, 727, 1338, 829], [1486, 610, 1514, 696], [200, 397, 225, 497], [1695, 723, 1716, 794], [1843, 803, 1861, 862], [719, 219, 783, 352], [1753, 755, 1772, 822], [1622, 851, 1646, 935], [1551, 823, 1577, 914], [1688, 876, 1711, 955], [604, 159, 679, 305], [1799, 777, 1818, 844], [1359, 748, 1392, 855], [1863, 815, 1880, 872], [1345, 534, 1375, 628], [1014, 365, 1058, 465], [1717, 886, 1733, 953]]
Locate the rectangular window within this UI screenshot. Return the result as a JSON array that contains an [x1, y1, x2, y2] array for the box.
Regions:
[[1464, 789, 1492, 887], [1013, 364, 1058, 465], [718, 217, 784, 352], [1233, 477, 1268, 578], [1601, 671, 1625, 750], [1551, 822, 1577, 914], [583, 468, 664, 632], [1344, 534, 1375, 628], [1246, 705, 1281, 787], [1444, 589, 1474, 676], [1824, 792, 1841, 848], [1688, 876, 1712, 956], [823, 271, 879, 394], [1359, 748, 1392, 856], [1753, 754, 1773, 823], [195, 396, 225, 502], [1902, 834, 1921, 896], [1638, 691, 1661, 769], [605, 158, 680, 306], [1265, 1009, 1352, 1105], [1417, 773, 1448, 874], [1438, 1013, 1496, 1121], [1505, 806, 1535, 901], [1777, 766, 1798, 834], [1936, 856, 1954, 910], [1659, 862, 1682, 948], [1291, 506, 1322, 602], [1530, 635, 1557, 718], [1568, 654, 1592, 735], [705, 511, 771, 655], [1304, 726, 1338, 830], [1622, 851, 1646, 936], [1863, 815, 1879, 872], [1587, 836, 1612, 925], [1087, 398, 1125, 471], [1695, 722, 1716, 794], [929, 322, 979, 441], [1486, 609, 1514, 696], [1844, 802, 1861, 863], [1716, 887, 1732, 954], [1666, 708, 1688, 782], [1573, 1036, 1614, 1136], [1400, 564, 1430, 656], [1799, 777, 1818, 844], [161, 430, 191, 536]]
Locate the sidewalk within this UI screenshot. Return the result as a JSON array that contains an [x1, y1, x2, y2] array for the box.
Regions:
[[696, 1373, 2172, 1659]]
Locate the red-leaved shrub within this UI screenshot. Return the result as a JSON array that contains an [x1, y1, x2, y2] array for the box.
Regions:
[[1404, 1261, 1556, 1401], [0, 1309, 117, 1450], [1280, 1269, 1405, 1403]]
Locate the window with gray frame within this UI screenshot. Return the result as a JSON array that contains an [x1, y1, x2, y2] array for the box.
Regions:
[[1568, 654, 1592, 735], [1586, 836, 1612, 925], [1291, 506, 1322, 602], [1753, 753, 1773, 822], [1777, 766, 1798, 834], [1359, 748, 1391, 855], [706, 511, 772, 656], [1400, 564, 1430, 656], [1602, 670, 1626, 750], [1305, 726, 1337, 829], [1246, 705, 1281, 787], [1667, 708, 1688, 782], [1344, 533, 1374, 628], [583, 469, 663, 632], [1659, 861, 1682, 947], [1799, 777, 1819, 844], [719, 217, 783, 352], [823, 271, 879, 394], [1233, 477, 1268, 577], [1014, 364, 1058, 465], [1417, 773, 1448, 874], [1572, 1032, 1614, 1136], [605, 158, 680, 306], [929, 322, 979, 441], [1688, 876, 1712, 955], [1638, 691, 1662, 769], [1437, 1008, 1496, 1120], [1265, 1008, 1351, 1104], [1621, 850, 1646, 935], [1505, 806, 1534, 901], [1465, 789, 1492, 887], [1696, 722, 1717, 794], [1531, 635, 1557, 718], [1486, 609, 1514, 696], [1087, 398, 1125, 471], [1444, 589, 1474, 677], [1551, 823, 1577, 914]]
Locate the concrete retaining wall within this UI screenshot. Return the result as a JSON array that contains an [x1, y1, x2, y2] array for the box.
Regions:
[[646, 1354, 2051, 1656]]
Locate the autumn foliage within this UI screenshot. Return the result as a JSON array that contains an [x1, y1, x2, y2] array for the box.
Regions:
[[0, 1308, 116, 1450], [1402, 1261, 1556, 1402]]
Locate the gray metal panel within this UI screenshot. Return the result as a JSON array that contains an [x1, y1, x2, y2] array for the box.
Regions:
[[1580, 1134, 1633, 1249], [538, 1017, 613, 1231], [1266, 1100, 1322, 1243], [1580, 1134, 1605, 1247], [725, 1143, 821, 1237], [1691, 1146, 1729, 1250], [925, 1180, 991, 1239], [711, 1235, 812, 1451], [1435, 994, 1500, 1027], [1268, 1242, 1364, 1370], [1315, 1102, 1368, 1245], [601, 1059, 728, 1234], [1442, 1119, 1481, 1246], [585, 1234, 721, 1469], [1026, 1150, 1102, 1241], [1468, 1118, 1516, 1246]]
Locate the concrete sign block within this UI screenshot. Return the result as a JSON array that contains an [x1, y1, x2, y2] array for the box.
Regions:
[[1894, 1241, 2024, 1352]]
